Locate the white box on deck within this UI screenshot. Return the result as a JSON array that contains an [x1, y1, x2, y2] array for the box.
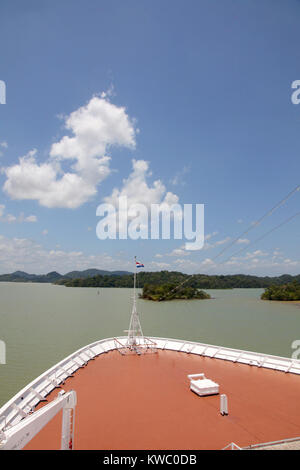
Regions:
[[188, 373, 219, 396]]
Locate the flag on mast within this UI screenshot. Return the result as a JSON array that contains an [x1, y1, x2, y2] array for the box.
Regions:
[[136, 261, 144, 268]]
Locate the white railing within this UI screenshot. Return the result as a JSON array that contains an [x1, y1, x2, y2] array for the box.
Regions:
[[222, 442, 242, 450], [243, 436, 300, 450], [151, 337, 300, 375], [1, 336, 300, 434], [0, 337, 116, 432]]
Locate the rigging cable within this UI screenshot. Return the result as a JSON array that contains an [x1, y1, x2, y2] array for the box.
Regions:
[[221, 211, 300, 265], [212, 184, 300, 262], [157, 184, 300, 300]]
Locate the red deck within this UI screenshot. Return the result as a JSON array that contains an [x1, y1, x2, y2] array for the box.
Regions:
[[25, 349, 300, 450]]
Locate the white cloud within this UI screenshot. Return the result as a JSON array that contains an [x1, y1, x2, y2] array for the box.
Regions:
[[236, 238, 250, 244], [154, 232, 222, 260], [159, 247, 300, 275], [100, 84, 116, 99], [3, 149, 100, 209], [215, 236, 231, 246], [50, 95, 136, 182], [200, 258, 215, 266], [3, 95, 137, 209], [203, 235, 230, 250], [0, 233, 298, 276], [0, 235, 131, 274], [0, 142, 7, 157], [148, 261, 171, 270], [5, 214, 17, 223], [0, 205, 37, 223], [173, 258, 198, 270], [103, 159, 179, 233], [205, 231, 218, 241], [18, 213, 37, 223], [169, 165, 190, 186], [244, 250, 267, 259], [105, 159, 178, 208], [219, 249, 300, 273], [24, 215, 37, 223], [42, 229, 48, 236], [154, 244, 192, 261], [156, 244, 191, 258], [168, 246, 191, 257]]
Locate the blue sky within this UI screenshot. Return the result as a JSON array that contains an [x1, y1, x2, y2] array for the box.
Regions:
[[0, 0, 300, 275]]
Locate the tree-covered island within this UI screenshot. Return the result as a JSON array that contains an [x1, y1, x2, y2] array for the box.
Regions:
[[139, 283, 211, 301], [261, 282, 300, 301]]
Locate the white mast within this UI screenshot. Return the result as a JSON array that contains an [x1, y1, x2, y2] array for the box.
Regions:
[[126, 256, 144, 348], [115, 256, 156, 354]]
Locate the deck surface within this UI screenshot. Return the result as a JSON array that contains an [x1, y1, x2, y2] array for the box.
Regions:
[[25, 349, 300, 450]]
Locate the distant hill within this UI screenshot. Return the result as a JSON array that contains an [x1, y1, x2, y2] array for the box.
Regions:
[[55, 271, 300, 289], [64, 269, 132, 279], [1, 269, 300, 289], [0, 269, 132, 283]]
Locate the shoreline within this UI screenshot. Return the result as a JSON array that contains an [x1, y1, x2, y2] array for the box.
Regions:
[[262, 298, 300, 308]]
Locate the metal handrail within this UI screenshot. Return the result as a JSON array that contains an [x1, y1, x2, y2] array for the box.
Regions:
[[244, 436, 300, 449], [222, 442, 242, 450]]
